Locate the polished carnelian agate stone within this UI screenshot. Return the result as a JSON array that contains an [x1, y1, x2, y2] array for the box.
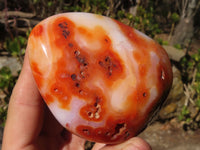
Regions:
[[28, 12, 173, 144]]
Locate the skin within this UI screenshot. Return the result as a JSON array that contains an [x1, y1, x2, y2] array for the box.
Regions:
[[2, 52, 152, 150]]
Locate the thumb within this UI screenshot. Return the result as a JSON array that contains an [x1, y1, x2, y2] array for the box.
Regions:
[[93, 137, 151, 150]]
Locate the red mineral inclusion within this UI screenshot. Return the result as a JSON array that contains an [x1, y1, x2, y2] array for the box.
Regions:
[[28, 13, 173, 144]]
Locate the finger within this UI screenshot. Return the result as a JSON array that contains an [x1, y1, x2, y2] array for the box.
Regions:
[[93, 137, 151, 150], [2, 52, 45, 149]]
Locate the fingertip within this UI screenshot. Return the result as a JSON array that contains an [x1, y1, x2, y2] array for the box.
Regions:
[[97, 137, 151, 150], [125, 137, 152, 150]]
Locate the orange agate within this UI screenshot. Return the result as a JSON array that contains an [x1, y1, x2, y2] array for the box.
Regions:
[[28, 12, 172, 144]]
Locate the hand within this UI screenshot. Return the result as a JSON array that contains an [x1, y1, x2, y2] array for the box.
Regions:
[[2, 52, 152, 150]]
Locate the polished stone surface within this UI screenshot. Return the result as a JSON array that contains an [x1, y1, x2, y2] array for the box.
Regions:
[[28, 12, 172, 144]]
